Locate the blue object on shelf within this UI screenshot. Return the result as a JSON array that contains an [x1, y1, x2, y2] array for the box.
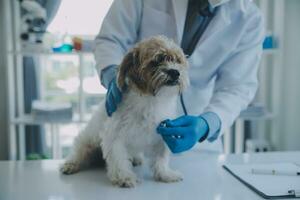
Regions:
[[263, 35, 274, 49], [52, 44, 73, 53]]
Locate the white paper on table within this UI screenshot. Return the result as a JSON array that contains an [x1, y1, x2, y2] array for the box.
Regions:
[[223, 163, 300, 198]]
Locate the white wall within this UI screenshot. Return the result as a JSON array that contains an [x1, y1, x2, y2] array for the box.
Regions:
[[278, 0, 300, 150], [0, 0, 8, 160], [254, 0, 300, 151]]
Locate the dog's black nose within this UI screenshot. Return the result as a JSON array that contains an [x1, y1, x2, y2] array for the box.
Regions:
[[167, 69, 180, 80]]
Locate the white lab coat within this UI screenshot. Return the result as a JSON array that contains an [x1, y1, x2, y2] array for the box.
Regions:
[[94, 0, 265, 152]]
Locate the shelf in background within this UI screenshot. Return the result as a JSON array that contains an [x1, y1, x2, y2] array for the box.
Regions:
[[10, 49, 278, 57], [11, 114, 92, 125], [8, 51, 94, 57], [263, 49, 279, 56], [238, 112, 274, 121], [238, 105, 274, 120], [43, 91, 106, 98]]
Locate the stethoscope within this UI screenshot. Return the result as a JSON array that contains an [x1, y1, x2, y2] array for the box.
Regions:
[[179, 5, 217, 116], [180, 82, 188, 116]]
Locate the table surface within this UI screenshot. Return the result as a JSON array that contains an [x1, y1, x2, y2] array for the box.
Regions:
[[1, 150, 300, 200]]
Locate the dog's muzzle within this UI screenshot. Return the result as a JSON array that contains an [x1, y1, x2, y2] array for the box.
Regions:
[[165, 69, 180, 86]]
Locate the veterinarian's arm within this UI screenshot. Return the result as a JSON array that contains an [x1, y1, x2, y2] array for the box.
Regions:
[[203, 4, 264, 140], [94, 0, 143, 88], [94, 0, 143, 116], [157, 5, 264, 154]]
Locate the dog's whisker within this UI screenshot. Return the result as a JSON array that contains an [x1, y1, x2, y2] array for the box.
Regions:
[[149, 72, 169, 93], [152, 72, 167, 84]]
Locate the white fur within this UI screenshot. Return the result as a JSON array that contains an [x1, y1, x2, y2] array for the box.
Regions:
[[60, 86, 183, 187]]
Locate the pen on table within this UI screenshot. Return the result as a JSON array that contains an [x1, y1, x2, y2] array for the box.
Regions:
[[251, 168, 300, 176]]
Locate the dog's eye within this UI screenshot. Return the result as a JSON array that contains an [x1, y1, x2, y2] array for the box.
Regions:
[[156, 54, 166, 63], [175, 56, 182, 64], [149, 60, 159, 68]]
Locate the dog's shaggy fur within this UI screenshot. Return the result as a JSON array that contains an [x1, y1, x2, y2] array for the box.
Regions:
[[60, 36, 189, 187]]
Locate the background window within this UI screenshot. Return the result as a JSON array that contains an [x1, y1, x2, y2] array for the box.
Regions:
[[41, 0, 113, 158], [47, 0, 113, 36]]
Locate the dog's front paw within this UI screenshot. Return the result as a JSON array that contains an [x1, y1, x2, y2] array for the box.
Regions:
[[60, 161, 80, 175], [112, 176, 139, 188], [154, 169, 183, 183], [108, 172, 139, 188]]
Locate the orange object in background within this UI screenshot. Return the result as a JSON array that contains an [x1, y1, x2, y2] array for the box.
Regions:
[[73, 37, 83, 51]]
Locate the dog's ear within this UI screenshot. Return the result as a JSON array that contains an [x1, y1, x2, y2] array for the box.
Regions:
[[117, 49, 139, 91]]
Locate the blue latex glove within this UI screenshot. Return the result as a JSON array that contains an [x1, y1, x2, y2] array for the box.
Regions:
[[157, 115, 209, 153], [105, 77, 122, 117]]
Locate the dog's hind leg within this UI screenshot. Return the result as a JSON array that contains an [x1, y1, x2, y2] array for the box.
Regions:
[[60, 133, 99, 174], [60, 132, 102, 175], [106, 140, 139, 188], [60, 106, 106, 175]]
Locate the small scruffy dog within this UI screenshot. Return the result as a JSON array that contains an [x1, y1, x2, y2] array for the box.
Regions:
[[60, 36, 189, 187]]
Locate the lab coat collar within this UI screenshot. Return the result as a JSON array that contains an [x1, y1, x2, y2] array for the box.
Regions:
[[172, 0, 231, 44], [208, 0, 230, 8], [172, 0, 188, 44]]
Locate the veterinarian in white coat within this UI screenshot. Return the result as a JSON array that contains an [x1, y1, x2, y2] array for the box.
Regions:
[[94, 0, 264, 153]]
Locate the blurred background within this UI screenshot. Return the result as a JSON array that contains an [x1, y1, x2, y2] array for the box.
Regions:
[[0, 0, 299, 160]]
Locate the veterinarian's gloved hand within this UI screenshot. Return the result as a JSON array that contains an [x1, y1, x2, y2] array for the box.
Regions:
[[100, 65, 123, 117], [105, 77, 122, 117], [157, 113, 221, 153]]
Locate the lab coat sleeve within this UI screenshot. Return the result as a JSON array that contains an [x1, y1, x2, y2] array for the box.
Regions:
[[203, 5, 265, 137], [94, 0, 143, 83]]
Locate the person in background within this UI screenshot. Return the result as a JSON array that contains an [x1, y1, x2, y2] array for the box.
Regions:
[[94, 0, 264, 153]]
